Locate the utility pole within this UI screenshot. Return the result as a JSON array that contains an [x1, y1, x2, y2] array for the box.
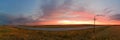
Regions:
[[93, 15, 105, 40], [93, 15, 96, 40], [94, 16, 96, 33]]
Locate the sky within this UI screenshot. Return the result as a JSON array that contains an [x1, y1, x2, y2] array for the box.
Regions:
[[0, 0, 120, 25]]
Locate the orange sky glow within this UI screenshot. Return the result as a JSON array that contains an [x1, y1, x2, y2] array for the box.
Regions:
[[29, 11, 120, 25]]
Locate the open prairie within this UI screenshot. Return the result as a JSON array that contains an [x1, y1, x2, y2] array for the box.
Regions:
[[0, 25, 117, 40], [107, 26, 120, 40]]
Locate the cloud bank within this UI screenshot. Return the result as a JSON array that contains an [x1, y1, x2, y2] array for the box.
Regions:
[[0, 0, 120, 25]]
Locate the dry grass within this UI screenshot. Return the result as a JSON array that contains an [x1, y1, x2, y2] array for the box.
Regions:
[[0, 25, 110, 40], [107, 26, 120, 40], [19, 25, 108, 28]]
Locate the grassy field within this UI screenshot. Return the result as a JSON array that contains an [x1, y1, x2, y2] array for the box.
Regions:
[[0, 25, 111, 40], [107, 26, 120, 40], [19, 25, 109, 28]]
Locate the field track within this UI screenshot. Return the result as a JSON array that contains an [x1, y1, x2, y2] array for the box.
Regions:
[[14, 26, 105, 31]]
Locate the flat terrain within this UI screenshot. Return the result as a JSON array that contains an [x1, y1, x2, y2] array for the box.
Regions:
[[107, 26, 120, 40], [0, 25, 112, 40]]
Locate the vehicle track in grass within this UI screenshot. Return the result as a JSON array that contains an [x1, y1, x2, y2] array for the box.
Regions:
[[14, 26, 106, 31]]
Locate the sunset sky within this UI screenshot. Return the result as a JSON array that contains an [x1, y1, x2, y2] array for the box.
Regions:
[[0, 0, 120, 25]]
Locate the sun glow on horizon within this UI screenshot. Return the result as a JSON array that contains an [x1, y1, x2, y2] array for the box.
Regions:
[[58, 20, 95, 25], [29, 20, 117, 25]]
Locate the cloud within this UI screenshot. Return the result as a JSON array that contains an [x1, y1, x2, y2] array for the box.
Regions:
[[1, 0, 120, 25], [0, 13, 35, 25], [0, 13, 13, 25], [110, 14, 120, 20], [0, 0, 72, 25], [40, 0, 58, 15]]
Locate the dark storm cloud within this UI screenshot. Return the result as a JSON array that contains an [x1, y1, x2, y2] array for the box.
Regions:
[[0, 13, 13, 25], [41, 0, 57, 15], [0, 13, 34, 25], [110, 14, 120, 20], [0, 0, 74, 25], [11, 16, 34, 25], [40, 0, 72, 16]]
